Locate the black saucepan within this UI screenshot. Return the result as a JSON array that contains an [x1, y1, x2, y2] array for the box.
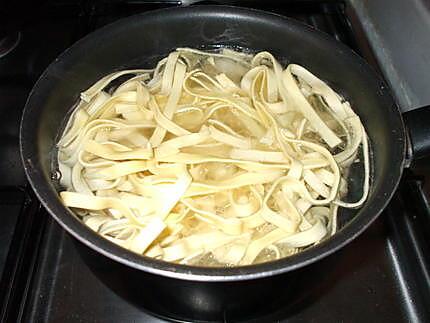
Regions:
[[19, 5, 430, 321]]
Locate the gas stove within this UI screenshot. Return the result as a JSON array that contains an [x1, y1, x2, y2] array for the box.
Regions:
[[0, 1, 429, 322]]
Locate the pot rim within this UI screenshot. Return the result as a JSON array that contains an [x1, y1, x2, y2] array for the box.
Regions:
[[20, 5, 406, 282]]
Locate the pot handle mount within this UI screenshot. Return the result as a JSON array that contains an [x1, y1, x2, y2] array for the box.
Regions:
[[403, 105, 430, 166]]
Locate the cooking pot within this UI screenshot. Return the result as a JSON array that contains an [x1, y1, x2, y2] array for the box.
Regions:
[[20, 5, 430, 321]]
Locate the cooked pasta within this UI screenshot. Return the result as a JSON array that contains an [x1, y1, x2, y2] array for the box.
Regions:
[[57, 48, 369, 266]]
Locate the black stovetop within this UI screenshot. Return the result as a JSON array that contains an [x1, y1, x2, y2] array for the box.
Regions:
[[1, 1, 430, 322]]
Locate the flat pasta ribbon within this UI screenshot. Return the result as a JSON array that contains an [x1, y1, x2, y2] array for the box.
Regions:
[[57, 48, 369, 267]]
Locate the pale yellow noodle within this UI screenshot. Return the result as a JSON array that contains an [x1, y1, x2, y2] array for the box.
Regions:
[[57, 48, 369, 266]]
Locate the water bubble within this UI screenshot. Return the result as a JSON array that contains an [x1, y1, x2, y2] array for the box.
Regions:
[[51, 170, 62, 181]]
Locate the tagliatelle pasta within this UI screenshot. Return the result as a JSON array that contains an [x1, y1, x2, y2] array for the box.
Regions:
[[57, 48, 369, 267]]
